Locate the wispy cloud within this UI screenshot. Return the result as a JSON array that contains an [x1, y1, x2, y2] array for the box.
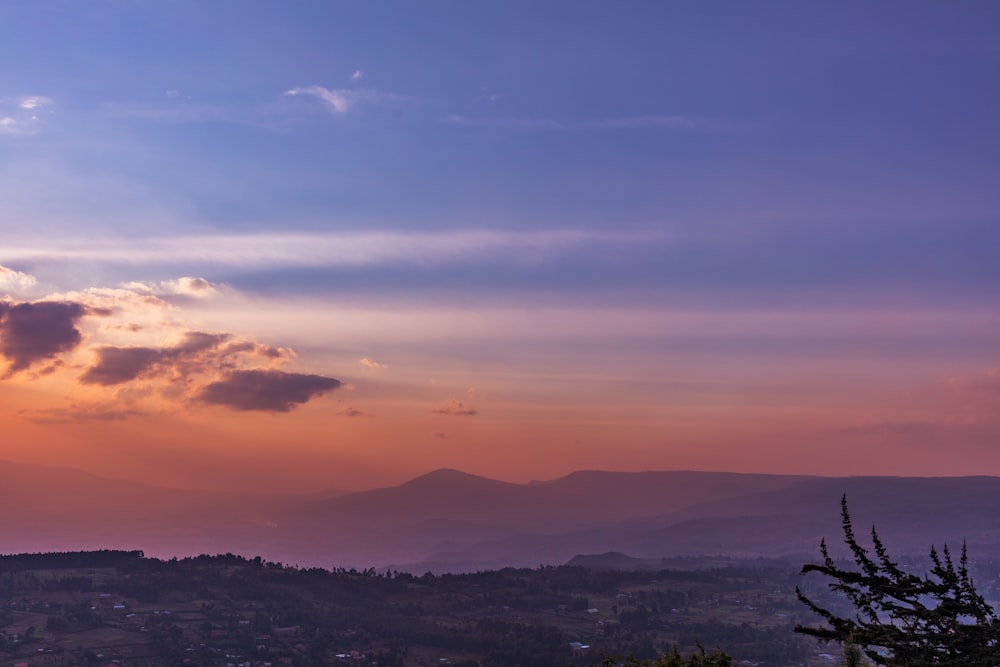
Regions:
[[2, 228, 674, 270], [20, 404, 150, 424], [284, 85, 401, 114], [121, 276, 220, 299], [359, 357, 387, 370], [351, 70, 365, 81], [0, 95, 55, 136], [19, 96, 54, 110]]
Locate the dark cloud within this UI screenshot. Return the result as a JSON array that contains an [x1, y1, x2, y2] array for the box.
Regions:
[[79, 332, 231, 386], [431, 400, 478, 416], [337, 405, 371, 418], [80, 346, 162, 385], [199, 369, 341, 412], [0, 300, 87, 374], [173, 331, 229, 354]]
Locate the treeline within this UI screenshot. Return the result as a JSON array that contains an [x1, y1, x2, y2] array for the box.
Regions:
[[0, 549, 144, 570], [0, 550, 822, 664]]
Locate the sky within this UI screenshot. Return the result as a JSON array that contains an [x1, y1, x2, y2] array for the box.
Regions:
[[1, 1, 999, 493]]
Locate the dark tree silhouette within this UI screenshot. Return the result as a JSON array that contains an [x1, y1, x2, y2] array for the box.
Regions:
[[795, 496, 1000, 666]]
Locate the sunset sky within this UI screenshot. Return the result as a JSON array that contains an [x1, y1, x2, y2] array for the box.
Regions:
[[1, 2, 998, 493]]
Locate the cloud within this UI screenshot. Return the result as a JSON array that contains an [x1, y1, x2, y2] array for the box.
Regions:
[[431, 399, 478, 416], [0, 265, 37, 294], [2, 228, 673, 270], [359, 357, 387, 369], [351, 70, 365, 80], [20, 404, 149, 424], [19, 96, 54, 110], [121, 276, 220, 299], [0, 278, 337, 418], [431, 431, 449, 439], [283, 85, 401, 114], [78, 332, 224, 386], [78, 331, 288, 387], [80, 345, 163, 385], [337, 405, 371, 417], [285, 86, 356, 113], [1, 95, 55, 136], [199, 369, 341, 412], [0, 300, 88, 374]]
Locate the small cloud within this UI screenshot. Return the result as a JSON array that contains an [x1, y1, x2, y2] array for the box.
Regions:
[[284, 85, 401, 114], [431, 399, 478, 416], [0, 265, 37, 294], [199, 369, 341, 412], [431, 432, 449, 439], [0, 116, 34, 136], [19, 96, 54, 110], [0, 300, 88, 374], [359, 357, 387, 370], [351, 70, 365, 81], [337, 405, 372, 418], [285, 85, 355, 113], [1, 95, 55, 136]]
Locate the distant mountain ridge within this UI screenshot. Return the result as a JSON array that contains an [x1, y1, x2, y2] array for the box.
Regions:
[[4, 460, 1000, 573]]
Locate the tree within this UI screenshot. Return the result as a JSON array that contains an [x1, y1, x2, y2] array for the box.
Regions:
[[601, 645, 731, 666], [795, 496, 1000, 666]]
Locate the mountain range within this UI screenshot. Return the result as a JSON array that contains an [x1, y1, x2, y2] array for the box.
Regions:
[[3, 460, 1000, 572]]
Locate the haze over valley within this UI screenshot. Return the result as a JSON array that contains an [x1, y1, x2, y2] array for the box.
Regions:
[[5, 460, 1000, 575]]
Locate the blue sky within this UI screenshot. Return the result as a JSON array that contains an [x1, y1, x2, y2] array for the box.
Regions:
[[1, 2, 999, 489]]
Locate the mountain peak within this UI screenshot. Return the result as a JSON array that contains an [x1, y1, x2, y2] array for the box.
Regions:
[[401, 468, 514, 490]]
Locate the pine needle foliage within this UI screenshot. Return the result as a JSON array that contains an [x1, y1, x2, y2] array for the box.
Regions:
[[795, 496, 1000, 666]]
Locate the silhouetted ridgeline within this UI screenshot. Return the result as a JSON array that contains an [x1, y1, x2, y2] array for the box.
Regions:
[[5, 460, 1000, 571], [0, 549, 145, 570]]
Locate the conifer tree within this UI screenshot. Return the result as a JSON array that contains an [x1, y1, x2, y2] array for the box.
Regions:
[[795, 496, 1000, 666]]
